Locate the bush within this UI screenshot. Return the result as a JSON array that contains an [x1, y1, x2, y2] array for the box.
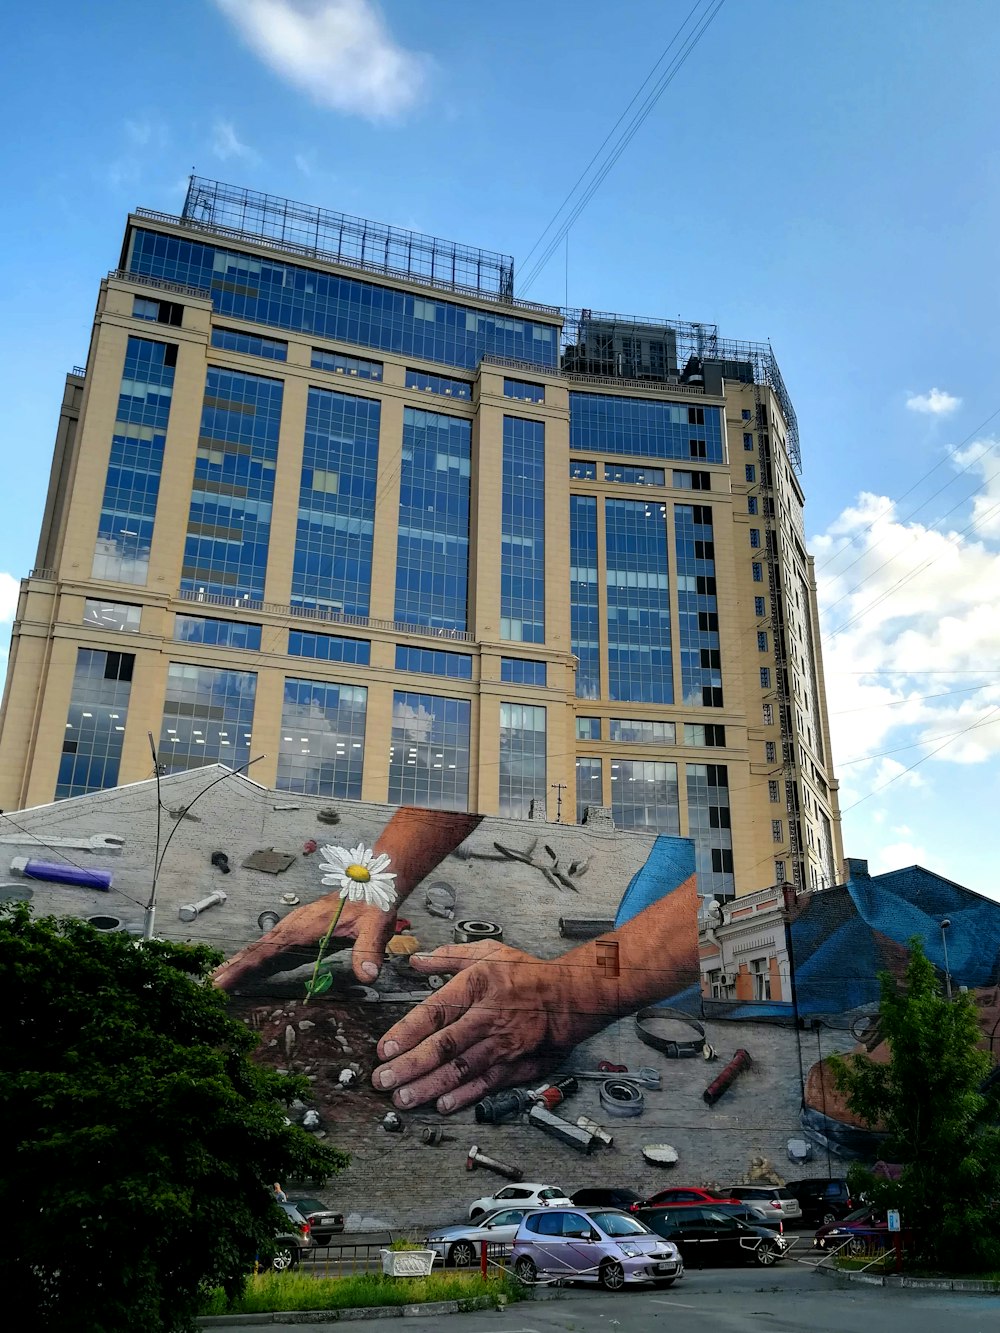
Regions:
[[202, 1269, 520, 1315]]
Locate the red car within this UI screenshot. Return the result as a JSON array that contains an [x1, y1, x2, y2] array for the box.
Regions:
[[813, 1207, 888, 1252], [645, 1187, 743, 1209]]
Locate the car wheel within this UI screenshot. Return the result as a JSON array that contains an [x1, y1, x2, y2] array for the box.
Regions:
[[269, 1245, 298, 1272], [847, 1238, 866, 1256], [599, 1259, 626, 1291], [514, 1255, 537, 1284], [449, 1240, 476, 1267], [754, 1242, 779, 1267], [822, 1211, 837, 1226]]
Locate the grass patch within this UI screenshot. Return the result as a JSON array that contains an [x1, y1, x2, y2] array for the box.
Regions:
[[201, 1269, 521, 1316]]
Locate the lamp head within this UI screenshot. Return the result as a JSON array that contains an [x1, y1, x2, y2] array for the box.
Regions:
[[941, 918, 951, 930]]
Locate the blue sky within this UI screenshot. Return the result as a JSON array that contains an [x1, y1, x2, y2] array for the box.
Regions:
[[2, 0, 1000, 897]]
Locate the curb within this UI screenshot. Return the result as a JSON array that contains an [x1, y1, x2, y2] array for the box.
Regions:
[[814, 1266, 1000, 1294], [199, 1295, 503, 1326]]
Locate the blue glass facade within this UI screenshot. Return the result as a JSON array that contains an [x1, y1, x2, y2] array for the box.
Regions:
[[610, 759, 679, 833], [312, 348, 383, 380], [292, 388, 381, 615], [503, 378, 545, 404], [576, 757, 603, 823], [277, 678, 367, 798], [570, 394, 723, 462], [394, 645, 473, 679], [674, 504, 722, 707], [57, 649, 134, 799], [687, 763, 734, 898], [605, 463, 665, 486], [288, 629, 370, 665], [570, 495, 600, 700], [605, 498, 672, 703], [405, 369, 471, 400], [501, 416, 546, 643], [500, 657, 547, 685], [129, 229, 558, 371], [92, 337, 175, 585], [499, 703, 547, 818], [211, 326, 287, 360], [394, 408, 471, 630], [174, 614, 262, 650], [181, 367, 283, 600], [158, 662, 257, 774], [388, 691, 471, 810]]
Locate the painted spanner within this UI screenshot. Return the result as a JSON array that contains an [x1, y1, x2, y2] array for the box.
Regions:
[[564, 1064, 662, 1089], [346, 984, 437, 1004], [0, 831, 124, 854]]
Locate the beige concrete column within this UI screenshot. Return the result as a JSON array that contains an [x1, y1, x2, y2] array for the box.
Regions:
[[543, 417, 571, 653], [22, 637, 81, 807], [475, 692, 500, 815], [361, 678, 395, 803], [264, 376, 309, 606], [247, 664, 285, 791], [469, 404, 503, 640], [368, 393, 404, 622], [147, 338, 210, 595], [117, 649, 170, 786]]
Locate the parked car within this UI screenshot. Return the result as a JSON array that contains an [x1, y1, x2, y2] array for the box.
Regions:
[[571, 1187, 645, 1212], [644, 1186, 743, 1208], [426, 1206, 540, 1266], [468, 1183, 571, 1220], [285, 1196, 345, 1245], [787, 1177, 855, 1226], [638, 1205, 788, 1267], [264, 1202, 314, 1271], [723, 1185, 802, 1224], [511, 1207, 683, 1290], [813, 1207, 887, 1252], [688, 1201, 781, 1232]]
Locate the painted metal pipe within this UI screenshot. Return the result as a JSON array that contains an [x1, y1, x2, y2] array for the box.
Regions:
[[10, 858, 112, 891], [703, 1048, 753, 1105]]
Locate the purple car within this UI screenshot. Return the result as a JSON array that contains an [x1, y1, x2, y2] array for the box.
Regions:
[[511, 1207, 684, 1291]]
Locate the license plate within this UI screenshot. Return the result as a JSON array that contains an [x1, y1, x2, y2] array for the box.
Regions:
[[655, 1262, 677, 1273]]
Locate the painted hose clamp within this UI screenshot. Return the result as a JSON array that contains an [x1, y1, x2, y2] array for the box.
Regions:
[[634, 1006, 707, 1059], [598, 1078, 645, 1117], [453, 919, 504, 944]]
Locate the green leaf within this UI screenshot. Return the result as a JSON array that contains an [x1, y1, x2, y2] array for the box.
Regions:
[[305, 972, 334, 997]]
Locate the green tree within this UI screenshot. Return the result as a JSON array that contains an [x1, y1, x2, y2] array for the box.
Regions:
[[830, 939, 1000, 1273], [0, 905, 347, 1331]]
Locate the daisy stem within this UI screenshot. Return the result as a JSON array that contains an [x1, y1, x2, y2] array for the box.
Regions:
[[304, 897, 346, 1004]]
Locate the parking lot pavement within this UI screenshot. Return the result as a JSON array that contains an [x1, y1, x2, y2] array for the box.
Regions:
[[230, 1264, 1000, 1333]]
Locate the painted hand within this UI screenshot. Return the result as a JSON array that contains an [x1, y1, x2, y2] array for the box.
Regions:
[[371, 941, 602, 1113]]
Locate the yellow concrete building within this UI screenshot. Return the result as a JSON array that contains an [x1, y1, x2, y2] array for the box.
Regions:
[[0, 178, 842, 897]]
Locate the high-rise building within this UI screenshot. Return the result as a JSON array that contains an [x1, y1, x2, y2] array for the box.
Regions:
[[0, 178, 842, 896]]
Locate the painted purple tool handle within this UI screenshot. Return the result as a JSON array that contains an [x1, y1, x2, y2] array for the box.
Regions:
[[11, 858, 113, 890]]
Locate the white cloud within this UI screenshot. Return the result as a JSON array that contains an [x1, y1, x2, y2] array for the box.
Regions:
[[0, 573, 18, 622], [211, 119, 259, 162], [213, 0, 428, 120], [867, 840, 930, 875], [905, 387, 961, 415]]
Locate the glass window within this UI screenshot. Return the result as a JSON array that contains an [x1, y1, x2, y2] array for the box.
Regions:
[[610, 718, 676, 744], [765, 740, 777, 763], [745, 464, 756, 483], [742, 410, 752, 422], [570, 459, 597, 480], [395, 645, 473, 679], [754, 596, 766, 617], [503, 378, 545, 403], [56, 649, 134, 799], [288, 629, 370, 664], [768, 779, 780, 802], [499, 702, 547, 818], [133, 295, 182, 326], [684, 724, 726, 747], [687, 762, 733, 898], [292, 387, 380, 616], [752, 561, 764, 582], [772, 818, 784, 843], [747, 496, 758, 514], [576, 716, 601, 740], [181, 366, 283, 601], [576, 757, 603, 823], [571, 394, 723, 463], [675, 503, 721, 708], [672, 469, 711, 490], [757, 631, 769, 652], [405, 368, 471, 399], [750, 528, 761, 548], [173, 614, 262, 650], [312, 347, 383, 380], [610, 758, 679, 833], [83, 599, 141, 633], [276, 678, 367, 798], [775, 860, 786, 883], [129, 228, 558, 372], [743, 431, 754, 449], [92, 337, 176, 585], [500, 657, 547, 686], [211, 326, 287, 361], [132, 296, 161, 321], [760, 668, 771, 689], [158, 662, 256, 775], [604, 463, 665, 487], [570, 496, 600, 701], [388, 691, 471, 810], [606, 498, 671, 703], [394, 408, 471, 630], [501, 417, 545, 643]]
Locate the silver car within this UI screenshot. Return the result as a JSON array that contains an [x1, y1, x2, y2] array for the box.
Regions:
[[426, 1206, 540, 1266], [724, 1185, 802, 1224], [511, 1208, 683, 1290]]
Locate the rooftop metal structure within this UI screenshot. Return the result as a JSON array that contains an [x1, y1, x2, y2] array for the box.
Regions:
[[179, 176, 518, 305], [160, 179, 801, 470]]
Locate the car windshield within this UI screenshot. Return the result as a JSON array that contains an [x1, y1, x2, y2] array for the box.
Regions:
[[704, 1189, 731, 1199], [840, 1207, 873, 1224], [592, 1211, 648, 1236], [289, 1198, 327, 1213], [279, 1204, 306, 1223]]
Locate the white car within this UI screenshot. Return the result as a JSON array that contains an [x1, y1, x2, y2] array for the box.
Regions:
[[468, 1183, 571, 1220], [426, 1206, 542, 1266]]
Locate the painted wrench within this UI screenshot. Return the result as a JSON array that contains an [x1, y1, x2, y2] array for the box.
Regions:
[[0, 831, 125, 853], [564, 1064, 662, 1089], [346, 985, 435, 1004]]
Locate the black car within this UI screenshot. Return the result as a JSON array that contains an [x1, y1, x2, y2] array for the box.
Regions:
[[285, 1196, 345, 1245], [786, 1178, 854, 1227], [637, 1206, 787, 1268], [571, 1187, 645, 1212]]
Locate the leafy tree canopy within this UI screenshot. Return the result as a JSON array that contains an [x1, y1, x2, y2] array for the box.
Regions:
[[0, 905, 347, 1331], [830, 939, 1000, 1273]]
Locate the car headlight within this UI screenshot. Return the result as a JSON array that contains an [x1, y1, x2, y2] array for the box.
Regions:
[[618, 1243, 642, 1257]]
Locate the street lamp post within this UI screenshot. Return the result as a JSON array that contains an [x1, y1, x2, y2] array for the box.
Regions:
[[940, 918, 952, 1000]]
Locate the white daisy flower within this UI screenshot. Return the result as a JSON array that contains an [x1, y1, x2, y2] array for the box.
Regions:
[[319, 843, 398, 913]]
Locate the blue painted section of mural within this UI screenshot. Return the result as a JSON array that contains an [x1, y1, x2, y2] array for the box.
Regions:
[[614, 836, 702, 1014]]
